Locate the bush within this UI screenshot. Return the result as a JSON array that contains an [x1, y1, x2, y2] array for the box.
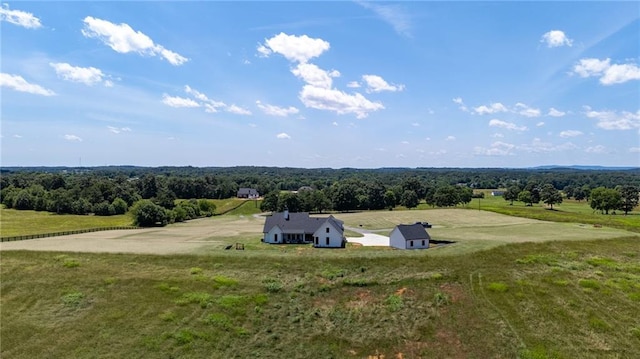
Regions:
[[130, 200, 170, 227]]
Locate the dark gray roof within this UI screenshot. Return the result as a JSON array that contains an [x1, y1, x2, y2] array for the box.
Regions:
[[263, 212, 344, 234], [395, 224, 431, 241], [238, 188, 258, 195]]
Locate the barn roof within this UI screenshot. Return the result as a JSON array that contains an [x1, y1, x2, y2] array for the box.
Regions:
[[395, 223, 431, 241], [263, 212, 343, 234]]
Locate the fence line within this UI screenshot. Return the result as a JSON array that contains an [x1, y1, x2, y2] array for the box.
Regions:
[[1, 226, 140, 242]]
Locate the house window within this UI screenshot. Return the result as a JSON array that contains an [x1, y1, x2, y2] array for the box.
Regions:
[[410, 240, 414, 247], [274, 234, 278, 242], [326, 227, 330, 233], [326, 237, 330, 245], [422, 240, 425, 246]]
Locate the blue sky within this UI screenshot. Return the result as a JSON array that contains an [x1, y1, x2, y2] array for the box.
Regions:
[[1, 1, 639, 168]]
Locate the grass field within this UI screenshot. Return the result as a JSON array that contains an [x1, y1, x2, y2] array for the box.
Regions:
[[2, 237, 639, 358], [0, 209, 131, 237]]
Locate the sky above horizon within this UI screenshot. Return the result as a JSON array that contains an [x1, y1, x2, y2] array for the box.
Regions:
[[1, 1, 639, 168]]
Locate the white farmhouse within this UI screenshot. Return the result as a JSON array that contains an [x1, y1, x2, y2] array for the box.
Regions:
[[262, 209, 346, 248], [389, 223, 430, 250]]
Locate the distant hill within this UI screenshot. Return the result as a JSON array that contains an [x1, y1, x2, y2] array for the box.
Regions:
[[529, 165, 639, 171]]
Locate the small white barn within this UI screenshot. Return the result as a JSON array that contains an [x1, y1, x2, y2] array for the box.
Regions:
[[389, 223, 430, 250]]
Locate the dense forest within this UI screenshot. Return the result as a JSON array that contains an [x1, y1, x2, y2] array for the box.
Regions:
[[1, 166, 638, 226]]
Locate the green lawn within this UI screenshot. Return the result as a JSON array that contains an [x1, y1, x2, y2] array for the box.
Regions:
[[2, 237, 639, 358], [0, 209, 131, 237]]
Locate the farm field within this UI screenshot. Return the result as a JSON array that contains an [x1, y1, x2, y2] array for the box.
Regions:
[[1, 209, 636, 257], [2, 237, 639, 358]]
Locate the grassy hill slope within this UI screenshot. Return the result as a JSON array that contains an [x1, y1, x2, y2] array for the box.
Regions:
[[2, 237, 639, 358]]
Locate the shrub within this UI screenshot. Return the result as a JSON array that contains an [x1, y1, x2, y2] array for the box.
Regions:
[[385, 294, 404, 312], [63, 259, 80, 268], [61, 291, 84, 307], [487, 282, 509, 293], [175, 292, 213, 308], [578, 279, 600, 290]]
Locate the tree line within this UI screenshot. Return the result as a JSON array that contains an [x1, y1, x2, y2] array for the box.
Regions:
[[1, 167, 638, 226]]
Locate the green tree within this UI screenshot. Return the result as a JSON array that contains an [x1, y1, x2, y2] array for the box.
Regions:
[[457, 187, 473, 207], [590, 187, 621, 214], [366, 181, 387, 210], [504, 185, 520, 205], [517, 190, 533, 206], [197, 199, 216, 216], [130, 200, 170, 227], [401, 190, 419, 209], [277, 192, 301, 212], [618, 185, 639, 215], [310, 190, 331, 213], [112, 197, 128, 215], [260, 191, 279, 212], [540, 184, 563, 210], [384, 190, 396, 210], [434, 186, 459, 207], [12, 189, 34, 210]]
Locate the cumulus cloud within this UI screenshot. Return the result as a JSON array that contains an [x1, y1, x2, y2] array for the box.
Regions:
[[64, 134, 82, 142], [184, 85, 226, 112], [488, 119, 528, 131], [452, 97, 468, 112], [347, 81, 361, 88], [291, 63, 339, 89], [514, 103, 541, 118], [49, 62, 112, 86], [362, 74, 404, 93], [0, 73, 55, 96], [547, 108, 566, 117], [276, 132, 291, 139], [108, 126, 131, 134], [298, 85, 384, 119], [559, 130, 583, 138], [583, 107, 640, 130], [474, 141, 516, 156], [573, 58, 640, 85], [474, 102, 508, 115], [585, 145, 606, 154], [162, 94, 200, 108], [256, 101, 299, 117], [226, 104, 252, 115], [257, 32, 330, 63], [82, 16, 188, 65], [540, 30, 573, 47], [0, 4, 41, 28]]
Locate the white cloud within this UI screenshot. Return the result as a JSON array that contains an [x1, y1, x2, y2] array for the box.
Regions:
[[452, 97, 468, 112], [559, 130, 583, 138], [0, 73, 55, 96], [401, 140, 409, 144], [572, 58, 640, 85], [411, 122, 420, 127], [519, 138, 578, 153], [492, 133, 504, 138], [474, 102, 508, 115], [13, 134, 22, 138], [474, 141, 516, 156], [226, 104, 252, 115], [489, 119, 528, 131], [332, 121, 339, 126], [64, 134, 82, 142], [0, 4, 41, 29], [585, 145, 606, 154], [514, 103, 541, 117], [536, 122, 545, 127], [629, 147, 640, 153], [49, 62, 110, 86], [162, 94, 200, 108], [356, 1, 412, 37], [258, 32, 330, 63], [547, 108, 566, 117], [446, 136, 456, 141], [298, 84, 384, 119], [291, 63, 339, 89], [540, 30, 573, 48], [276, 132, 291, 139], [256, 101, 299, 117], [362, 74, 405, 93], [108, 126, 132, 134], [584, 107, 640, 130], [82, 16, 188, 65], [347, 81, 361, 88]]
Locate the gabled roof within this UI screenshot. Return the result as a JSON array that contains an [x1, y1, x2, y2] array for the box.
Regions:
[[395, 223, 431, 241], [263, 212, 344, 234], [238, 188, 258, 195]]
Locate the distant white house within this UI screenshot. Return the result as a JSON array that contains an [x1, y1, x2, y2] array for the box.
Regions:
[[237, 188, 259, 199], [262, 209, 346, 248], [389, 223, 430, 250], [491, 191, 504, 196]]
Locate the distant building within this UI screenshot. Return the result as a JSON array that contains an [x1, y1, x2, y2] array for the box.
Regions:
[[491, 191, 504, 196], [389, 223, 431, 250], [262, 209, 346, 248], [237, 188, 259, 199]]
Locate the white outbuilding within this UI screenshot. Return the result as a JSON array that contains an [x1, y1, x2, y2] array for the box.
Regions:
[[389, 223, 431, 250]]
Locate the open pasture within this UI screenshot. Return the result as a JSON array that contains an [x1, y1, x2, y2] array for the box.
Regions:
[[2, 209, 636, 256]]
